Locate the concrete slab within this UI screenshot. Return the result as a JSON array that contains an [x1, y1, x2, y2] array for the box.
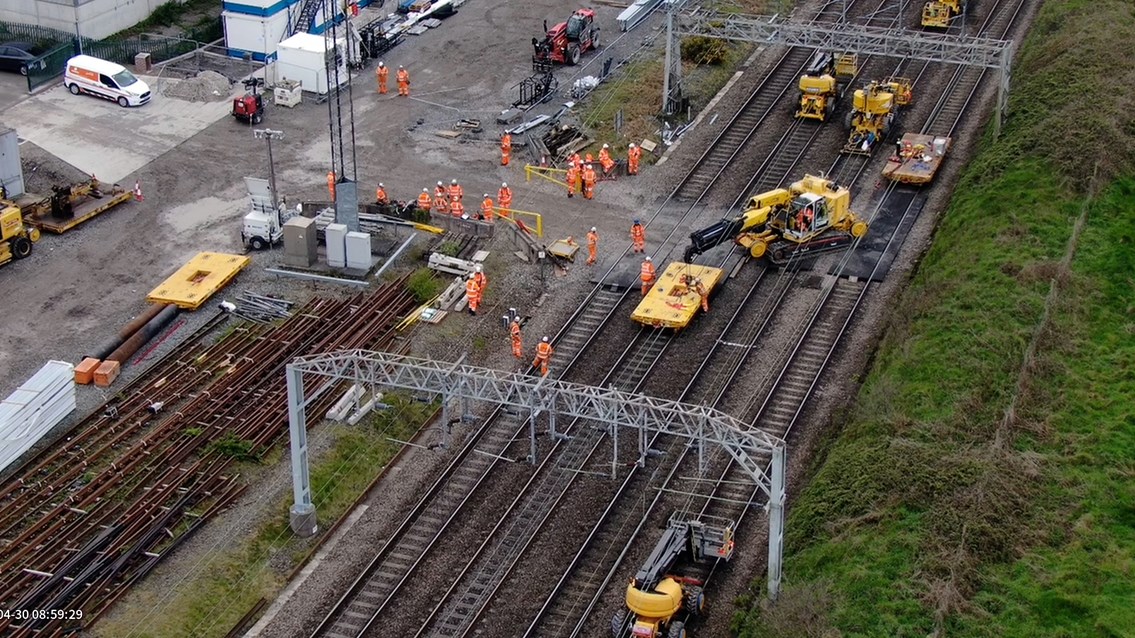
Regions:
[[2, 79, 233, 184]]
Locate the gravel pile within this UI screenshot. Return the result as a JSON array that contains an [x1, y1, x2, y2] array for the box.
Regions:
[[162, 70, 233, 103]]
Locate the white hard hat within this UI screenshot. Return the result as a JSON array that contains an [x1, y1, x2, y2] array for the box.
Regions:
[[423, 188, 429, 193], [603, 143, 609, 148], [475, 264, 483, 272], [629, 142, 636, 147], [451, 179, 458, 184], [378, 61, 384, 67], [590, 226, 596, 232], [399, 65, 404, 69], [484, 193, 490, 198], [438, 181, 443, 186], [645, 256, 652, 261], [378, 183, 384, 188], [468, 273, 475, 280], [542, 336, 549, 342], [501, 182, 507, 188]]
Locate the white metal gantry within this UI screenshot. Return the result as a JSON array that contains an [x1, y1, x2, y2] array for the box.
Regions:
[[666, 7, 1015, 136], [284, 349, 790, 598]]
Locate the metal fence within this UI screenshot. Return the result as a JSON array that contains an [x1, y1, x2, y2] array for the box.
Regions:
[[7, 19, 224, 91]]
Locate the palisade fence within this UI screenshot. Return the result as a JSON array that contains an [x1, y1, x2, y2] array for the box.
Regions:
[[0, 18, 223, 91]]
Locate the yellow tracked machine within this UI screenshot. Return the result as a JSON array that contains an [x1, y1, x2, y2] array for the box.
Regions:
[[842, 77, 913, 155], [794, 52, 857, 122], [684, 174, 868, 266], [922, 0, 966, 28]]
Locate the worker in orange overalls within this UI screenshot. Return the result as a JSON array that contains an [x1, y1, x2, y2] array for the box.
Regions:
[[465, 274, 481, 314], [417, 188, 432, 213], [500, 132, 512, 166], [327, 170, 336, 201], [376, 61, 388, 94], [480, 194, 494, 222], [598, 143, 615, 175], [497, 182, 512, 217], [451, 198, 466, 218], [569, 152, 583, 170], [473, 263, 487, 293], [375, 183, 389, 205], [565, 164, 580, 198], [396, 65, 410, 96], [585, 152, 594, 165], [693, 277, 709, 312], [630, 219, 646, 253], [582, 164, 597, 200], [510, 318, 523, 359], [532, 336, 553, 376], [433, 192, 450, 217], [435, 181, 447, 200], [448, 179, 463, 203], [627, 143, 641, 176], [586, 226, 598, 266], [640, 256, 656, 296]]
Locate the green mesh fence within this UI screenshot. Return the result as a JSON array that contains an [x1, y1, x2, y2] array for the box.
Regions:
[[7, 18, 224, 92]]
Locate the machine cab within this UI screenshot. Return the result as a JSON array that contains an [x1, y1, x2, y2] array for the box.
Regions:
[[566, 13, 587, 40], [785, 193, 830, 238]]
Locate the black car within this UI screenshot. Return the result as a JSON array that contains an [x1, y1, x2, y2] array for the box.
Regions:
[[0, 42, 47, 76]]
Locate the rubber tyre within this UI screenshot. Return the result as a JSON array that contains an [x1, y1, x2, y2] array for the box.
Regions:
[[118, 96, 129, 108], [11, 236, 32, 259], [252, 112, 263, 124], [750, 241, 767, 259], [250, 236, 268, 251], [685, 587, 706, 616], [591, 29, 600, 49], [567, 44, 581, 66], [844, 111, 854, 129], [851, 220, 868, 237], [19, 64, 27, 76], [610, 608, 627, 637], [668, 620, 686, 638], [68, 83, 80, 95]]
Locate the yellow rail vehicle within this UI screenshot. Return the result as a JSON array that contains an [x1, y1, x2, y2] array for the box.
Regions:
[[923, 0, 966, 28], [684, 174, 868, 266], [842, 78, 913, 155], [631, 263, 723, 330], [0, 203, 40, 268], [795, 52, 857, 122]]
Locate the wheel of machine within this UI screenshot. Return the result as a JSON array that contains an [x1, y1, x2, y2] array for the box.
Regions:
[[68, 83, 80, 95], [252, 112, 263, 124], [772, 245, 792, 265], [685, 587, 706, 616], [750, 241, 768, 259], [843, 110, 854, 129], [610, 608, 627, 637], [250, 236, 268, 251], [668, 620, 686, 638], [118, 96, 129, 108], [851, 220, 868, 237], [19, 64, 27, 76], [567, 44, 581, 65], [825, 97, 836, 118], [591, 28, 600, 49], [11, 236, 32, 259]]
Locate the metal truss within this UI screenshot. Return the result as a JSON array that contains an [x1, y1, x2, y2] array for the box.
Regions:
[[284, 349, 790, 597], [671, 8, 1014, 135]]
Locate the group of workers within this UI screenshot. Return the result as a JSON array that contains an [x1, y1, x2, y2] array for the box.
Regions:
[[562, 142, 642, 199], [465, 263, 488, 314], [375, 61, 411, 96], [420, 179, 512, 221], [507, 316, 554, 377]]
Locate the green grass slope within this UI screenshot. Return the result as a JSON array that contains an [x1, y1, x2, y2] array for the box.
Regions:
[[736, 1, 1135, 636]]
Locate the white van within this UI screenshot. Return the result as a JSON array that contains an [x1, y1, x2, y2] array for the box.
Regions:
[[63, 55, 151, 107]]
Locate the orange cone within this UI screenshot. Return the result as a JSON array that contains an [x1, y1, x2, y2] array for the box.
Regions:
[[133, 180, 144, 202]]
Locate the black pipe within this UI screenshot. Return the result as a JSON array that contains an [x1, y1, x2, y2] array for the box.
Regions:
[[87, 303, 167, 360], [105, 304, 179, 364]]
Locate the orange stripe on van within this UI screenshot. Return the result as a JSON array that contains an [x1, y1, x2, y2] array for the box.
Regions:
[[69, 66, 99, 82]]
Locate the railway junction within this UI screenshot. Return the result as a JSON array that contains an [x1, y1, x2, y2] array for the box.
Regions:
[[0, 0, 1054, 635]]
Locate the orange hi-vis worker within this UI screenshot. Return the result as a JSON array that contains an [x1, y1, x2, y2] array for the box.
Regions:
[[376, 61, 388, 94], [582, 164, 597, 200], [694, 278, 709, 312], [497, 182, 512, 216], [480, 195, 495, 222], [640, 256, 656, 296], [448, 179, 463, 203], [627, 143, 641, 175], [532, 337, 554, 376], [500, 133, 512, 166], [565, 165, 580, 198], [598, 144, 615, 175], [435, 181, 448, 200], [376, 183, 389, 205], [510, 319, 522, 359], [465, 275, 481, 314], [585, 152, 594, 165], [451, 199, 466, 218], [396, 65, 410, 96], [327, 171, 336, 201], [586, 227, 598, 265], [417, 188, 432, 213], [630, 219, 646, 253], [434, 193, 450, 216], [473, 264, 487, 292]]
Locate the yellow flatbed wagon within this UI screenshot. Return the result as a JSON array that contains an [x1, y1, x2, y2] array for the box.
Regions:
[[882, 133, 951, 185], [147, 252, 251, 310], [631, 263, 724, 329]]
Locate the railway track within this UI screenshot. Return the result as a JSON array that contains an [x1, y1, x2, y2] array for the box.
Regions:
[[0, 283, 419, 636]]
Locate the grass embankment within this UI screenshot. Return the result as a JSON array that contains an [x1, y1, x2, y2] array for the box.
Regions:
[[737, 1, 1135, 636], [95, 394, 436, 638]]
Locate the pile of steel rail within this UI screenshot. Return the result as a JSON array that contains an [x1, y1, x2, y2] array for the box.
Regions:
[[0, 281, 417, 637]]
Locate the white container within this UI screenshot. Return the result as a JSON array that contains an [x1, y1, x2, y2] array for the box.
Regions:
[[276, 32, 348, 95], [345, 231, 371, 270], [326, 223, 348, 268], [933, 137, 948, 156], [274, 80, 302, 107], [222, 11, 291, 61]]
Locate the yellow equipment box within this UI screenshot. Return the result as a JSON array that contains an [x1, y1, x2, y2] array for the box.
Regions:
[[631, 263, 723, 329], [147, 252, 251, 310]]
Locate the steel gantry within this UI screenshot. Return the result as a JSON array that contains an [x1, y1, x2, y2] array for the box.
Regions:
[[284, 349, 790, 598], [666, 8, 1014, 136]]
